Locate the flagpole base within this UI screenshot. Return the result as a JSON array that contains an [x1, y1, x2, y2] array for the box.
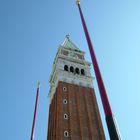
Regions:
[[106, 115, 121, 140]]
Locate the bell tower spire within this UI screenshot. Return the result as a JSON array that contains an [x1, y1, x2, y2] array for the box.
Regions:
[[47, 36, 105, 140]]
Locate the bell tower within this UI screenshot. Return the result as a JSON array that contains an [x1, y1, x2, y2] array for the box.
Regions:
[[47, 35, 105, 140]]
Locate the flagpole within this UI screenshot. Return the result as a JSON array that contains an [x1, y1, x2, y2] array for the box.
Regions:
[[30, 81, 40, 140], [76, 1, 121, 139]]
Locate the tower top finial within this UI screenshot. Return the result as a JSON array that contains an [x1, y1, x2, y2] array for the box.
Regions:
[[66, 34, 70, 40], [76, 0, 80, 5], [37, 81, 40, 88]]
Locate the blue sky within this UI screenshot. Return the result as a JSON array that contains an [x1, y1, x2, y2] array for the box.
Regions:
[[0, 0, 140, 139]]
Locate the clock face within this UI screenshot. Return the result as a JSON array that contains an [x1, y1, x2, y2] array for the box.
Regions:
[[69, 52, 84, 60], [61, 50, 68, 56], [70, 52, 77, 58]]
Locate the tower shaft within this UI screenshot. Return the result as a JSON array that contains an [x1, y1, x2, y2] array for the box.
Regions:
[[47, 81, 105, 140], [47, 36, 106, 140]]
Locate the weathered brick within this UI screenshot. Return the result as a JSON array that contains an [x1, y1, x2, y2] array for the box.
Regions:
[[47, 81, 106, 140]]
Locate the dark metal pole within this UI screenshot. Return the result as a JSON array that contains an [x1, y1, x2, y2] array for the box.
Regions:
[[30, 81, 40, 140], [76, 1, 121, 139]]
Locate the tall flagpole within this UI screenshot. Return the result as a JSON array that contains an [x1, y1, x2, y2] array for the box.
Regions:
[[30, 81, 40, 140], [76, 1, 121, 139]]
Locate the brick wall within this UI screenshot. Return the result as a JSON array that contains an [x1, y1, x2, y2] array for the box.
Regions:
[[47, 81, 106, 140]]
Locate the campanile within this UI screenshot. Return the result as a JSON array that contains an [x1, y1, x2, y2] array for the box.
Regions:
[[47, 35, 106, 140]]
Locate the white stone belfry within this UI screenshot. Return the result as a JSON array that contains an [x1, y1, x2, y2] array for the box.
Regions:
[[49, 36, 94, 102]]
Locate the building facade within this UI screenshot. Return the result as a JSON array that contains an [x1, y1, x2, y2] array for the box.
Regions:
[[47, 36, 105, 140]]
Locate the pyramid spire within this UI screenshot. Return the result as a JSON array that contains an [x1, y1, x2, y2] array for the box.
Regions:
[[61, 35, 82, 52]]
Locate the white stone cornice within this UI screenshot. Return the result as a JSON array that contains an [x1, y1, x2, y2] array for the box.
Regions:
[[58, 54, 91, 66]]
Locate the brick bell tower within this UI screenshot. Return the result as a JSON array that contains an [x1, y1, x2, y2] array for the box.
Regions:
[[47, 35, 106, 140]]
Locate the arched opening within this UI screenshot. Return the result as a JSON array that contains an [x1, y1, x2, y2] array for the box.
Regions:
[[64, 131, 69, 137], [63, 87, 67, 92], [70, 66, 74, 73], [64, 114, 68, 120], [64, 65, 68, 71], [63, 99, 67, 104], [81, 69, 85, 75], [75, 67, 80, 74]]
